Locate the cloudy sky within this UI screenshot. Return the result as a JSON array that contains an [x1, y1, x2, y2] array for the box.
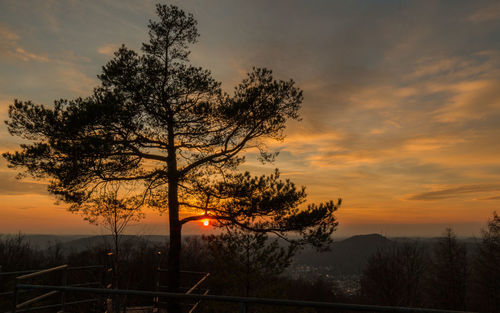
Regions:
[[1, 0, 499, 237]]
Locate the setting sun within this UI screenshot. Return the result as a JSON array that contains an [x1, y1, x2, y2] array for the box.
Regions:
[[203, 219, 210, 227]]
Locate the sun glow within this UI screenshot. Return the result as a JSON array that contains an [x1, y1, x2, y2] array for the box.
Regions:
[[203, 219, 210, 227]]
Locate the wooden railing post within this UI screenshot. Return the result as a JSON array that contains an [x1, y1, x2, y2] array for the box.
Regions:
[[60, 266, 68, 312], [153, 251, 162, 309], [239, 301, 247, 313], [11, 278, 19, 313], [114, 292, 121, 313], [107, 251, 114, 307]]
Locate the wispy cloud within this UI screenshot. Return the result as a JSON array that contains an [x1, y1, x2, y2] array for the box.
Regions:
[[408, 184, 500, 200], [0, 171, 48, 196], [479, 195, 500, 200], [403, 136, 466, 152], [432, 79, 500, 123], [468, 3, 500, 22], [0, 23, 49, 62], [1, 0, 500, 234], [97, 43, 120, 56], [56, 66, 96, 96], [13, 47, 49, 63]]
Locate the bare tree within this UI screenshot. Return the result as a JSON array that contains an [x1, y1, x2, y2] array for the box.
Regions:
[[78, 185, 144, 288], [360, 242, 426, 307], [426, 228, 468, 310], [472, 212, 500, 313]]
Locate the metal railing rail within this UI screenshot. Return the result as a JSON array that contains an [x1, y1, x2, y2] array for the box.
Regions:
[[0, 265, 103, 277], [0, 270, 39, 277], [15, 284, 478, 313], [6, 298, 99, 313], [157, 269, 208, 275]]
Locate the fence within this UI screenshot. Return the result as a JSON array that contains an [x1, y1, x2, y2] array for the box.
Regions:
[[4, 264, 105, 313], [154, 251, 210, 312], [2, 251, 478, 313], [12, 283, 478, 313], [3, 251, 210, 313]]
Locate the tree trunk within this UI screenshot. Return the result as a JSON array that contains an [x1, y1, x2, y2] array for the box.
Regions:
[[167, 121, 182, 312], [245, 239, 250, 297], [167, 162, 181, 293], [167, 216, 182, 313], [167, 177, 182, 313], [113, 228, 120, 289], [167, 217, 181, 292]]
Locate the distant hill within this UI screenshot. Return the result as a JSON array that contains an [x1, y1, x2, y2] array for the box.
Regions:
[[1, 234, 169, 253], [292, 233, 393, 275], [291, 234, 479, 276], [2, 234, 90, 250], [14, 233, 393, 273], [9, 233, 478, 276], [52, 235, 169, 254]]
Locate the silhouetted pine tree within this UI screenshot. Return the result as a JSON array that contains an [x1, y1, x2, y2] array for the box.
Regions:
[[3, 7, 340, 307]]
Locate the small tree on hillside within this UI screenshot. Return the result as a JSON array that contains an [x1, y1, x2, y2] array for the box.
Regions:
[[79, 186, 144, 259], [3, 3, 340, 302], [78, 185, 145, 288]]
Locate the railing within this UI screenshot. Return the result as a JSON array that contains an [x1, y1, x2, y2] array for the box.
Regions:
[[13, 284, 478, 313], [4, 252, 476, 313], [5, 264, 105, 313], [4, 250, 210, 312], [0, 269, 39, 300], [154, 250, 210, 312]]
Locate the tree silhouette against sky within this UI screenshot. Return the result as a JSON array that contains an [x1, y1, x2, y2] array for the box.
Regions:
[[3, 3, 340, 303]]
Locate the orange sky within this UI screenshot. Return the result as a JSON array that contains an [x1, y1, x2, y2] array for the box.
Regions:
[[1, 1, 499, 237]]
